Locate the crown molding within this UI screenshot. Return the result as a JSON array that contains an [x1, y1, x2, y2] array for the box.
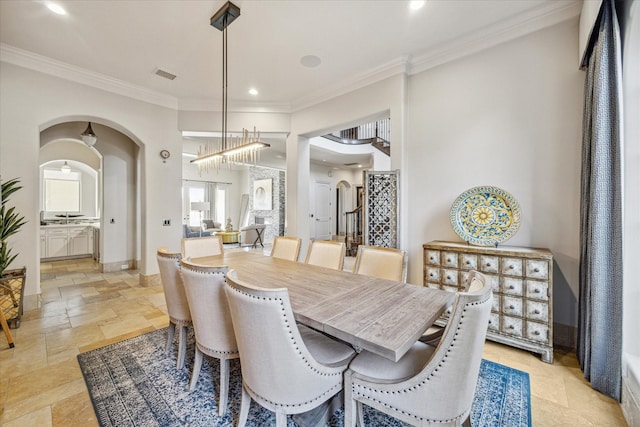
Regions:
[[0, 2, 581, 115], [291, 56, 410, 112], [0, 43, 178, 110], [409, 2, 582, 75]]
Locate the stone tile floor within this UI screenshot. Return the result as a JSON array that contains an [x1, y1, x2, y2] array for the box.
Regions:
[[0, 249, 628, 426]]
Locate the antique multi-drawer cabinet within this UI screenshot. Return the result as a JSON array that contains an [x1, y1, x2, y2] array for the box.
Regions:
[[423, 240, 553, 363]]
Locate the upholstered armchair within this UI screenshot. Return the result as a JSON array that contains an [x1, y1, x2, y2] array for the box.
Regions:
[[305, 239, 346, 270], [156, 247, 192, 369], [344, 272, 492, 427], [180, 260, 239, 416], [270, 236, 302, 261], [181, 235, 224, 260], [183, 223, 211, 238], [225, 269, 356, 427], [352, 245, 408, 282]]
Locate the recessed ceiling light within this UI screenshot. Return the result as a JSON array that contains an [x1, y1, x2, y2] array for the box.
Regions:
[[248, 88, 258, 96], [46, 2, 67, 15], [300, 55, 322, 68], [409, 1, 425, 11]]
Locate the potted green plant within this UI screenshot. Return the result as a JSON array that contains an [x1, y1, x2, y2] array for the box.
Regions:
[[0, 177, 27, 328]]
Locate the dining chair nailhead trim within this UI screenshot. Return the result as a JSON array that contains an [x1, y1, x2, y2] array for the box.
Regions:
[[246, 382, 341, 409], [197, 342, 238, 357]]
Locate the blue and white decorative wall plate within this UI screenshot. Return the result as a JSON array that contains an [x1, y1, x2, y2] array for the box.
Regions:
[[450, 186, 521, 246]]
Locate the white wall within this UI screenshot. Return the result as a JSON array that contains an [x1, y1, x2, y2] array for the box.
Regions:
[[406, 19, 583, 330], [0, 62, 182, 297]]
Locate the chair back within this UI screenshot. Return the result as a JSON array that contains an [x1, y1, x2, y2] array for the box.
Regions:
[[352, 245, 407, 282], [224, 270, 347, 405], [180, 260, 238, 356], [156, 247, 191, 325], [407, 273, 492, 421], [304, 240, 346, 270], [270, 236, 302, 261], [181, 235, 224, 260]]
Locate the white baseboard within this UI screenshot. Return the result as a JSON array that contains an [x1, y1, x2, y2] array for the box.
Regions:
[[622, 353, 640, 426]]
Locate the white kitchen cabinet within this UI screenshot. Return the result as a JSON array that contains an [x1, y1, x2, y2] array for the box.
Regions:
[[41, 225, 93, 260]]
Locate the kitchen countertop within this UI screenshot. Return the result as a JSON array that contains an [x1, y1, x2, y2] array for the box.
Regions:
[[41, 222, 100, 228]]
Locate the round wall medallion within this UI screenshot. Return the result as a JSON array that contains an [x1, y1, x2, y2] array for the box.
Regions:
[[160, 150, 170, 160], [450, 186, 521, 246]]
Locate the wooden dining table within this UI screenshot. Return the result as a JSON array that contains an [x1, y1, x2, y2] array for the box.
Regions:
[[190, 251, 455, 362]]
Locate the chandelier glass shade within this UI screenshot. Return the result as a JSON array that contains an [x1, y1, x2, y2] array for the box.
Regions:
[[81, 122, 97, 147], [61, 161, 71, 173], [191, 1, 268, 173]]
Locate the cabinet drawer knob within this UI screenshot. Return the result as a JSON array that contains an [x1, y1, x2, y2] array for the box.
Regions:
[[534, 268, 540, 273], [534, 288, 541, 293], [534, 309, 540, 315], [486, 263, 492, 267], [509, 325, 514, 329], [534, 330, 540, 335], [446, 275, 451, 280], [509, 305, 515, 310], [509, 285, 515, 290], [509, 265, 514, 270]]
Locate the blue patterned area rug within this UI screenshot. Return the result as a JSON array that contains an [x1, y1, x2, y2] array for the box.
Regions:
[[77, 328, 531, 427]]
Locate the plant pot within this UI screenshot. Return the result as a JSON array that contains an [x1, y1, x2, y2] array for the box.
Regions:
[[0, 267, 26, 329]]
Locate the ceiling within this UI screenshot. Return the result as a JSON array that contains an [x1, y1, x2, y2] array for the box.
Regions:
[[0, 0, 581, 168]]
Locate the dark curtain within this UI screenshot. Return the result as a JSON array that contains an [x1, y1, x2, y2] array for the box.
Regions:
[[577, 0, 623, 401]]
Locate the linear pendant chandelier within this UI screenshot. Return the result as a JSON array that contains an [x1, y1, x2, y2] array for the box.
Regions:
[[191, 1, 269, 173]]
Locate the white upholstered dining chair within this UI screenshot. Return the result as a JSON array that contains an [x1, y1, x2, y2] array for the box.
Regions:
[[304, 239, 346, 270], [270, 235, 302, 261], [344, 271, 492, 427], [420, 270, 486, 345], [224, 269, 356, 427], [181, 235, 224, 260], [180, 260, 239, 416], [156, 247, 192, 369], [352, 245, 408, 282]]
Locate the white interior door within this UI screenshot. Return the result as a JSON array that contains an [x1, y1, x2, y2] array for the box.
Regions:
[[313, 181, 332, 240]]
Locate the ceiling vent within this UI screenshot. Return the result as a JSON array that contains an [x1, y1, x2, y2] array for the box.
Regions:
[[154, 68, 177, 80]]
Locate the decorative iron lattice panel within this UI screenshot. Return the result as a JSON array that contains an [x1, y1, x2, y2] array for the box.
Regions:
[[364, 170, 399, 248]]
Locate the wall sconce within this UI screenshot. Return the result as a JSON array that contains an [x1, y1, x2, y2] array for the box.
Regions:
[[81, 122, 97, 147], [61, 161, 71, 173]]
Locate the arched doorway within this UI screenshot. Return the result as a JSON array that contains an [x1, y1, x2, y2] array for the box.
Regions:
[[39, 121, 140, 272]]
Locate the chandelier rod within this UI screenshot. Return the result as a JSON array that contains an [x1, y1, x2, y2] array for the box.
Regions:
[[222, 14, 228, 150]]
